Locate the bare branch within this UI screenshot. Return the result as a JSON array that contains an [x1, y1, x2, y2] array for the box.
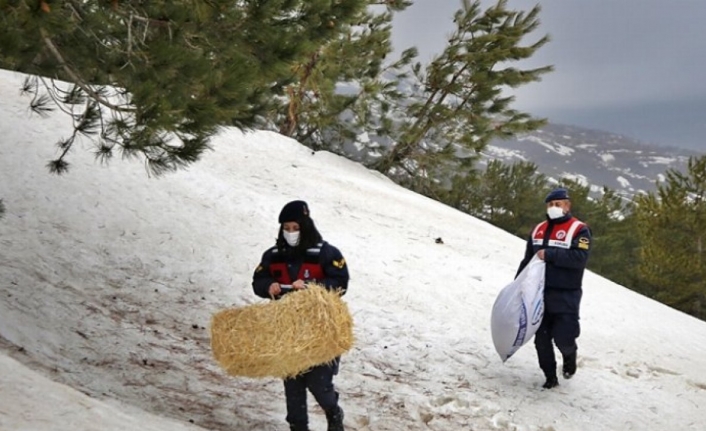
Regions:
[[127, 13, 133, 59]]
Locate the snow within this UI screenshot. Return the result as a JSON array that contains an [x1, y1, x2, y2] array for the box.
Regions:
[[642, 156, 679, 166], [0, 355, 203, 431], [483, 145, 528, 161], [2, 68, 706, 431], [558, 173, 589, 187], [617, 176, 632, 189], [600, 153, 616, 163], [519, 136, 575, 157], [589, 184, 603, 194], [355, 132, 371, 150]]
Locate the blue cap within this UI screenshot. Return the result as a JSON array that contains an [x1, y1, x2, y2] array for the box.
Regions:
[[545, 188, 570, 203]]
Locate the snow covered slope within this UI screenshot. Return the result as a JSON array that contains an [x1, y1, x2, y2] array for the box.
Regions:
[[1, 69, 706, 431]]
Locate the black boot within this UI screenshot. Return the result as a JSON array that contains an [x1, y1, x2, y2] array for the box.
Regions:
[[325, 406, 344, 431], [289, 424, 309, 431], [542, 374, 559, 389], [562, 352, 577, 379]]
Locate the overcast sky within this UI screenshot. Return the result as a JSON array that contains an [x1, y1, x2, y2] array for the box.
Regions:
[[391, 0, 706, 152]]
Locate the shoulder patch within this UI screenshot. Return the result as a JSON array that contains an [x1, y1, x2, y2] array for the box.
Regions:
[[577, 237, 590, 249], [255, 265, 264, 273], [332, 258, 346, 269]]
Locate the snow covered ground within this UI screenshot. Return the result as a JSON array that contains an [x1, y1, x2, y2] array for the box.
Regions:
[[1, 68, 706, 431]]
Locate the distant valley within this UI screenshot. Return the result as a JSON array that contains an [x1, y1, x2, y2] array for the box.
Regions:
[[485, 123, 704, 201]]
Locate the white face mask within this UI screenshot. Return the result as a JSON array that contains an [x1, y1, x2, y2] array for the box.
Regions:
[[547, 206, 565, 220], [283, 230, 300, 246]]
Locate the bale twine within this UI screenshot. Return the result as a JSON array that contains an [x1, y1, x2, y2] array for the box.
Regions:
[[210, 284, 353, 379]]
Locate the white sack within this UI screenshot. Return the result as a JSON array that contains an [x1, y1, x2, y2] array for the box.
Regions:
[[490, 255, 546, 362]]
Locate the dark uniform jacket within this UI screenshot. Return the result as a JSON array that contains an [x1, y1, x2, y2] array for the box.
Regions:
[[253, 241, 349, 299], [516, 213, 591, 314]]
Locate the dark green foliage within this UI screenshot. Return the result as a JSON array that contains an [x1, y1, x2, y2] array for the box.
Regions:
[[590, 209, 641, 289], [376, 0, 413, 9], [634, 156, 706, 319], [448, 160, 548, 237], [266, 1, 413, 154], [269, 0, 551, 204], [552, 180, 640, 288], [0, 0, 366, 175], [371, 0, 552, 200]]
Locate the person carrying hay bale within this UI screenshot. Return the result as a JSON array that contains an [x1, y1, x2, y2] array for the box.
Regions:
[[252, 200, 349, 431]]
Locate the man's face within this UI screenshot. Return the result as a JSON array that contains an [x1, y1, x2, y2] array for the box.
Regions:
[[546, 199, 571, 213]]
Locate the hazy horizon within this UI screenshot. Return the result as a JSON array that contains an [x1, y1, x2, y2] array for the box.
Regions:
[[537, 98, 706, 154]]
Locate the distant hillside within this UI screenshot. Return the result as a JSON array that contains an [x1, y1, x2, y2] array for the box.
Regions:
[[484, 123, 703, 200], [538, 98, 706, 153]]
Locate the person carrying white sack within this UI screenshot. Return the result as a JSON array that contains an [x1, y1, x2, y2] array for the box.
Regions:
[[515, 187, 592, 389]]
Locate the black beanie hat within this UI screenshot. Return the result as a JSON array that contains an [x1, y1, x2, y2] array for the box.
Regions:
[[545, 187, 570, 203], [278, 200, 310, 223]]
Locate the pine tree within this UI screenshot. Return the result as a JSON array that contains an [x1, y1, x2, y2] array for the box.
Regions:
[[269, 1, 414, 155], [564, 184, 639, 287], [634, 156, 706, 319], [371, 0, 552, 199], [0, 0, 365, 175], [451, 160, 547, 237], [590, 208, 640, 288]]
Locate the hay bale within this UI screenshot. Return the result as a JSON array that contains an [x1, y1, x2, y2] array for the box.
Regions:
[[210, 284, 353, 379]]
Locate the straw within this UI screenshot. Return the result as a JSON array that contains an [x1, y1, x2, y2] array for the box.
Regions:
[[210, 284, 353, 379]]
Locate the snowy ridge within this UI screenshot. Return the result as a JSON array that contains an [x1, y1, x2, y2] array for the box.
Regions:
[[485, 124, 703, 200], [2, 68, 706, 431]]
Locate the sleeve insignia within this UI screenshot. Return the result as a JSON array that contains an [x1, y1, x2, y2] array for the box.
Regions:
[[578, 237, 590, 250], [255, 265, 264, 273], [332, 258, 346, 269]]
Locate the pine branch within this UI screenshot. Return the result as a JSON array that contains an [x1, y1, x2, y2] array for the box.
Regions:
[[29, 93, 54, 117], [40, 29, 134, 113]]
